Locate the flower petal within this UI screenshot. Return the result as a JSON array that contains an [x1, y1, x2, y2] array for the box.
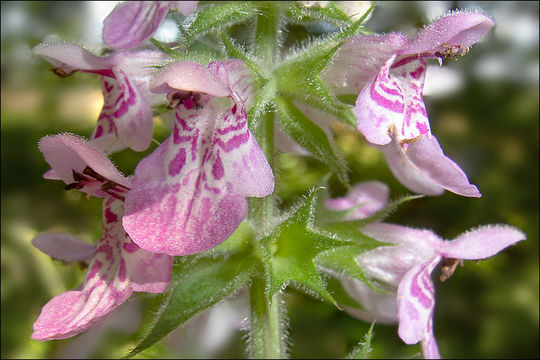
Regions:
[[377, 134, 480, 197], [151, 61, 230, 97], [402, 11, 494, 56], [102, 1, 170, 50], [358, 223, 440, 287], [321, 34, 408, 96], [340, 276, 398, 324], [325, 181, 389, 220], [32, 199, 134, 340], [397, 255, 441, 347], [355, 54, 431, 145], [123, 238, 173, 293], [376, 136, 445, 196], [33, 41, 116, 72], [92, 67, 153, 152], [422, 323, 442, 359], [438, 224, 526, 260], [406, 134, 481, 197], [32, 232, 96, 261], [124, 95, 273, 255], [38, 133, 131, 196], [32, 198, 171, 340]]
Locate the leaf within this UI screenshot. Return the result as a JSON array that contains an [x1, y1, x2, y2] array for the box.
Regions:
[[275, 97, 349, 186], [346, 321, 375, 359], [126, 251, 255, 357], [261, 188, 351, 304], [181, 2, 258, 45], [221, 33, 263, 82], [286, 2, 351, 28], [274, 35, 346, 113], [247, 78, 277, 126]]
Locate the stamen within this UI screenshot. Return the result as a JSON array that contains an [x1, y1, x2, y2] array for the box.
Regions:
[[51, 68, 78, 78], [440, 258, 464, 282]]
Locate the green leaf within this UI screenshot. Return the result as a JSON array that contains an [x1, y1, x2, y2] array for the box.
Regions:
[[221, 33, 263, 82], [273, 36, 346, 113], [181, 2, 258, 45], [275, 97, 349, 186], [336, 2, 378, 39], [346, 321, 375, 359], [286, 2, 351, 28], [247, 78, 277, 126], [127, 251, 255, 357], [261, 188, 351, 304]]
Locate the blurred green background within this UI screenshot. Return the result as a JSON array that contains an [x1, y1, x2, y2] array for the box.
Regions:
[[1, 1, 538, 358]]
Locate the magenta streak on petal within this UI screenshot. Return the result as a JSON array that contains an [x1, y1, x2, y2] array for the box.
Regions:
[[216, 119, 247, 135], [105, 207, 118, 223], [416, 122, 429, 134], [231, 104, 237, 114], [214, 130, 250, 152], [176, 112, 194, 131], [409, 66, 424, 80], [212, 152, 225, 180], [169, 148, 187, 177], [97, 244, 114, 261], [190, 130, 199, 161], [370, 79, 404, 113], [113, 75, 136, 118], [391, 55, 426, 69], [118, 259, 126, 282], [410, 269, 431, 308], [87, 260, 103, 280], [204, 182, 221, 195], [94, 125, 103, 139]]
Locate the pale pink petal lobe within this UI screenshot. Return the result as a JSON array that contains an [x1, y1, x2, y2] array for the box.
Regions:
[[406, 135, 481, 197], [325, 181, 389, 220], [32, 232, 96, 261], [438, 225, 526, 260]]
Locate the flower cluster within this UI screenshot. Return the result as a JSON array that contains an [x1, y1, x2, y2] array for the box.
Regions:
[[30, 2, 524, 358]]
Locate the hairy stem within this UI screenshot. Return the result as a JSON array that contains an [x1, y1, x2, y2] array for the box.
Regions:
[[249, 273, 284, 358]]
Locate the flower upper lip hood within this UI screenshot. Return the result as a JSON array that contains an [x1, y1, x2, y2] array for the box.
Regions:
[[102, 1, 198, 50], [122, 59, 274, 256], [33, 42, 169, 153], [321, 10, 493, 198], [38, 133, 131, 197], [400, 10, 494, 56]]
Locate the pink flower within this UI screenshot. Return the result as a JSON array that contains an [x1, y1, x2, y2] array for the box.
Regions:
[[34, 42, 169, 153], [32, 134, 172, 340], [122, 60, 274, 256], [326, 183, 525, 358], [323, 11, 494, 197], [103, 1, 198, 50]]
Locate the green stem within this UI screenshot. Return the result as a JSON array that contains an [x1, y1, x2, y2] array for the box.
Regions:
[[247, 4, 285, 358], [254, 2, 281, 76], [249, 273, 284, 358]]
